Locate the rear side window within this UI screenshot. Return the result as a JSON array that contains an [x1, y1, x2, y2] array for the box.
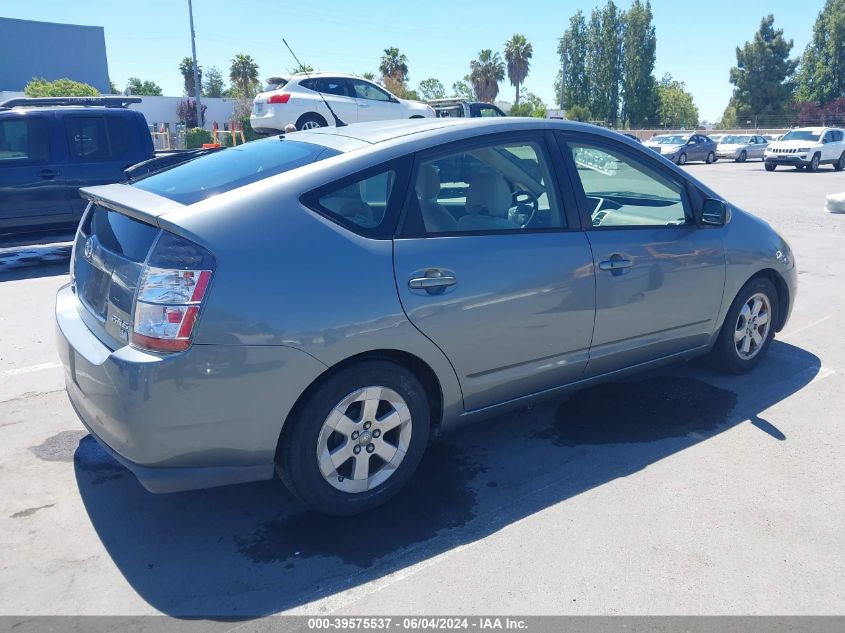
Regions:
[[65, 116, 110, 160], [303, 160, 410, 238], [106, 116, 132, 157], [0, 116, 50, 164], [301, 78, 350, 97], [134, 138, 339, 204]]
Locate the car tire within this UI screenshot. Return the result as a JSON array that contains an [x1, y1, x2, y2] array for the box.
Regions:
[[765, 162, 776, 172], [737, 150, 747, 163], [706, 151, 715, 164], [807, 153, 821, 173], [710, 277, 778, 375], [834, 152, 845, 172], [677, 153, 687, 166], [277, 360, 431, 516], [296, 113, 327, 131]]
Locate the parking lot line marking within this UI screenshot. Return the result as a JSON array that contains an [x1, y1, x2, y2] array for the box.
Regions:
[[0, 362, 62, 378], [780, 315, 831, 340]]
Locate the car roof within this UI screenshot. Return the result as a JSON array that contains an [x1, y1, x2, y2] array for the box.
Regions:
[[291, 117, 637, 147], [290, 71, 369, 81]]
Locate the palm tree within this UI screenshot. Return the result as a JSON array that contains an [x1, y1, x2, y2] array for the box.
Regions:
[[469, 49, 505, 103], [504, 34, 533, 106], [179, 56, 201, 96], [229, 53, 260, 99], [379, 47, 409, 83]]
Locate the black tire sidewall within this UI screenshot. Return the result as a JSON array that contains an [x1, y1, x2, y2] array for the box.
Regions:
[[809, 154, 820, 172], [296, 113, 326, 130], [835, 152, 845, 171], [738, 151, 746, 163], [714, 277, 779, 374], [678, 153, 687, 165], [279, 361, 431, 516]]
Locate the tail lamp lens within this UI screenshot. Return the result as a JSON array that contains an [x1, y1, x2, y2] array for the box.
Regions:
[[267, 93, 291, 104], [132, 233, 215, 353]]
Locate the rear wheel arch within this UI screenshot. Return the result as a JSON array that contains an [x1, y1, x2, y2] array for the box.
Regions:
[[296, 112, 327, 130], [275, 349, 444, 461]]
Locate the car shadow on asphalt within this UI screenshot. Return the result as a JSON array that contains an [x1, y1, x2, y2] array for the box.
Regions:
[[73, 340, 819, 618]]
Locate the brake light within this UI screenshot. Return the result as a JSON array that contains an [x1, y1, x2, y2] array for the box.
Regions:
[[132, 232, 215, 353], [267, 93, 291, 104]]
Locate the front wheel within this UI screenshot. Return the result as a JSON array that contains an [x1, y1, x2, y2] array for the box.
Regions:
[[706, 151, 715, 164], [677, 152, 687, 166], [710, 277, 778, 374], [807, 153, 821, 173], [765, 162, 776, 172], [737, 150, 747, 163], [277, 361, 431, 516]]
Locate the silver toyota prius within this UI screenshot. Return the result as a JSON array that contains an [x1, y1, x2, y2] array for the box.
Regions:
[[55, 118, 796, 515]]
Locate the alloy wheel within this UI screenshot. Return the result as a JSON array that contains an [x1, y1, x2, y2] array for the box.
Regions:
[[316, 386, 412, 494], [734, 292, 772, 360], [301, 120, 322, 130]]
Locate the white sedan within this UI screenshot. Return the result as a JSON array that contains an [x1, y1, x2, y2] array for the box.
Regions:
[[250, 72, 434, 133]]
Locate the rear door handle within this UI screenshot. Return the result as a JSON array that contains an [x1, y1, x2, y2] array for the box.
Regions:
[[409, 275, 457, 289], [37, 169, 62, 179], [598, 258, 633, 271]]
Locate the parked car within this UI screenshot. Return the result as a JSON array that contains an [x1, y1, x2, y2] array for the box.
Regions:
[[621, 133, 642, 143], [708, 133, 727, 144], [643, 134, 669, 150], [428, 98, 507, 118], [717, 134, 769, 162], [250, 72, 435, 133], [763, 133, 784, 143], [764, 127, 845, 172], [56, 118, 796, 515], [0, 96, 153, 235], [653, 133, 717, 165]]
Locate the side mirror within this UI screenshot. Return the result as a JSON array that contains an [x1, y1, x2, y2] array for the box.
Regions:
[[700, 199, 727, 226]]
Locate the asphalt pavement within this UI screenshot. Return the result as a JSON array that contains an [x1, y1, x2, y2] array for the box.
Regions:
[[0, 160, 843, 618]]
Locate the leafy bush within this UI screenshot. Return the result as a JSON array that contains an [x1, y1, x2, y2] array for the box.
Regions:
[[566, 105, 592, 122], [185, 127, 213, 148], [25, 77, 99, 97], [509, 92, 547, 118]]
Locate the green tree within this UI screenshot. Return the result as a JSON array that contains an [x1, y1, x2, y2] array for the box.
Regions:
[[24, 77, 99, 97], [203, 67, 225, 98], [727, 15, 798, 123], [379, 47, 409, 83], [621, 0, 658, 127], [362, 72, 377, 82], [178, 56, 202, 96], [451, 78, 476, 100], [230, 54, 260, 99], [470, 49, 505, 103], [795, 0, 845, 104], [417, 78, 446, 101], [125, 77, 163, 96], [509, 91, 546, 117], [587, 1, 623, 124], [557, 11, 590, 110], [656, 74, 699, 128], [504, 34, 533, 106], [290, 64, 314, 74], [566, 104, 592, 122], [108, 79, 118, 94]]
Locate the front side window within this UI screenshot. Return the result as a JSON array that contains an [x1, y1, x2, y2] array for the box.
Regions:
[[402, 137, 565, 235], [568, 141, 689, 227], [0, 116, 50, 164], [351, 81, 392, 102]]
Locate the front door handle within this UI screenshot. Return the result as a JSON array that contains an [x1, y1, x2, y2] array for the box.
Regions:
[[37, 169, 62, 179], [408, 269, 457, 295], [598, 258, 633, 272]]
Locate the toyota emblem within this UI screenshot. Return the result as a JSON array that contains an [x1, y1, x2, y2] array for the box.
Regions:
[[83, 236, 94, 260]]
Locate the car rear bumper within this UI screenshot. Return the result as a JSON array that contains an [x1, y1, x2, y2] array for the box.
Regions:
[[55, 283, 328, 493]]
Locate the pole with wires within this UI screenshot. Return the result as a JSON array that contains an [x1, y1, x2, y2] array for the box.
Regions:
[[188, 0, 203, 127]]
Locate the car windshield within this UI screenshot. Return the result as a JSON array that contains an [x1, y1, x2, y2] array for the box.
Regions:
[[722, 135, 752, 144], [659, 135, 688, 144], [134, 137, 339, 204], [781, 130, 821, 142]]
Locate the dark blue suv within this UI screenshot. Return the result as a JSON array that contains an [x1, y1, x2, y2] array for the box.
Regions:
[[0, 97, 154, 236]]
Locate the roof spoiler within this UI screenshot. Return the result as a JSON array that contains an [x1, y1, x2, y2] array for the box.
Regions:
[[0, 96, 142, 110]]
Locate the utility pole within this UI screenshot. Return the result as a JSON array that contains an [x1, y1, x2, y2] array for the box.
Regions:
[[188, 0, 203, 127]]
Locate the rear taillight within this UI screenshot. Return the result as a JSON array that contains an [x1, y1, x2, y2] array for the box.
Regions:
[[267, 93, 291, 104], [132, 232, 215, 353]]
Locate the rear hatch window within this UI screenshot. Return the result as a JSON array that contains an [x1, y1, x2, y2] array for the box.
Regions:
[[133, 137, 339, 205]]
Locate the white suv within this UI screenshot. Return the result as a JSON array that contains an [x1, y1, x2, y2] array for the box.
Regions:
[[250, 72, 434, 133], [764, 127, 845, 172]]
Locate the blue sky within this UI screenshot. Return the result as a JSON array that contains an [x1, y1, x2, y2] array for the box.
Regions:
[[1, 0, 825, 122]]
